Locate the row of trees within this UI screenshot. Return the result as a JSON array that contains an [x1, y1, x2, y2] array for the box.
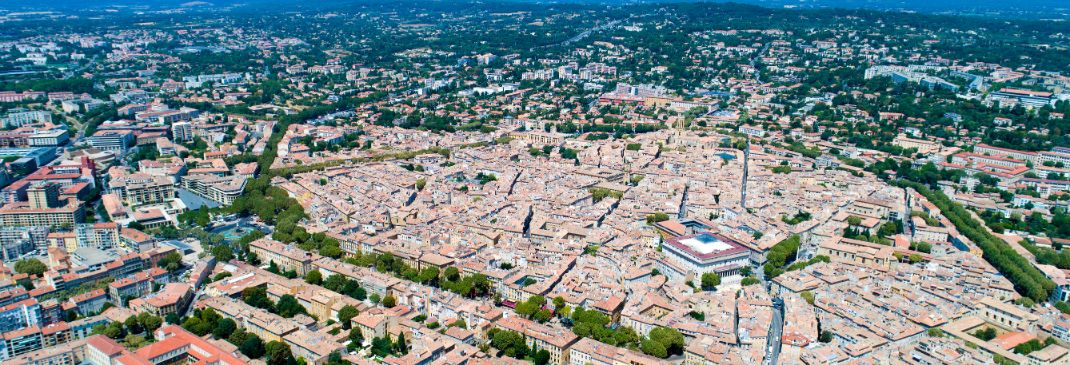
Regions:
[[763, 235, 801, 278], [898, 181, 1054, 302], [240, 286, 310, 319], [343, 252, 492, 299]]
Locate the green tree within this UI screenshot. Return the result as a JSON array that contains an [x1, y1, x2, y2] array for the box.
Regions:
[[640, 338, 668, 358], [276, 295, 307, 318], [323, 274, 347, 292], [382, 294, 397, 308], [348, 327, 364, 349], [213, 318, 237, 339], [264, 341, 295, 365], [395, 332, 408, 355], [305, 269, 323, 285], [242, 287, 275, 311], [700, 272, 721, 291], [138, 313, 163, 332], [647, 327, 685, 356], [157, 252, 183, 272], [240, 335, 265, 358], [211, 245, 234, 262], [337, 305, 359, 329], [533, 349, 551, 365], [103, 322, 125, 339], [14, 258, 47, 276]]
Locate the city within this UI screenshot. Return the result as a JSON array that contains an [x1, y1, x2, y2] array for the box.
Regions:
[[0, 1, 1069, 365]]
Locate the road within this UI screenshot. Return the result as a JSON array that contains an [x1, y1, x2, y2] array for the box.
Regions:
[[533, 18, 625, 50], [750, 43, 771, 83], [763, 297, 785, 365]]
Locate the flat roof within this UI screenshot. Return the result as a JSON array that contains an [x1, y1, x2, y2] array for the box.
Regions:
[[679, 234, 733, 254], [664, 232, 748, 260]]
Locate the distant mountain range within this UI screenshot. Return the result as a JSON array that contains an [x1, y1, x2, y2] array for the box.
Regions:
[[2, 0, 1067, 20]]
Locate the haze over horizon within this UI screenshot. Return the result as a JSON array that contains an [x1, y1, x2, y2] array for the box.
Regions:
[[1, 0, 1067, 20]]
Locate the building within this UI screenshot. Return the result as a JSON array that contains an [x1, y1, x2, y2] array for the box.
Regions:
[[248, 238, 318, 276], [660, 232, 751, 279], [495, 316, 579, 365], [83, 325, 248, 365], [107, 171, 175, 207], [0, 299, 42, 334], [738, 125, 766, 138], [27, 130, 69, 148], [990, 88, 1053, 108], [170, 122, 193, 142], [979, 297, 1038, 332], [74, 223, 121, 251], [285, 328, 343, 365], [107, 271, 152, 306], [130, 283, 192, 317], [201, 296, 299, 343], [0, 199, 84, 228], [86, 131, 134, 152], [27, 182, 62, 210], [1, 110, 52, 128], [816, 237, 894, 270], [180, 174, 247, 205], [568, 337, 668, 365]]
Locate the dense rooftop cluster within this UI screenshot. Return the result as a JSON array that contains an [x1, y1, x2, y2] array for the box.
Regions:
[[0, 1, 1069, 365]]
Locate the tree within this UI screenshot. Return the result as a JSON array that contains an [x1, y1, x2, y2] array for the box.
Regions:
[[819, 330, 834, 343], [305, 269, 323, 285], [645, 212, 670, 224], [337, 305, 359, 329], [647, 327, 685, 356], [700, 272, 721, 291], [242, 287, 275, 311], [640, 338, 668, 358], [908, 253, 923, 264], [158, 252, 183, 272], [323, 274, 347, 292], [211, 245, 234, 262], [240, 335, 265, 358], [348, 328, 364, 348], [276, 295, 307, 318], [125, 334, 147, 349], [490, 329, 529, 359], [973, 327, 997, 341], [125, 316, 143, 334], [14, 258, 47, 276], [371, 336, 394, 357], [553, 296, 566, 311], [381, 294, 397, 308], [534, 349, 551, 365], [342, 280, 366, 300], [103, 322, 125, 339], [264, 341, 294, 365], [140, 310, 162, 331], [395, 332, 408, 355], [214, 318, 237, 339]]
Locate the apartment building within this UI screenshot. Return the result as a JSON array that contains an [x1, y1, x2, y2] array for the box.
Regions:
[[495, 316, 579, 365], [248, 238, 317, 276], [107, 170, 175, 207]]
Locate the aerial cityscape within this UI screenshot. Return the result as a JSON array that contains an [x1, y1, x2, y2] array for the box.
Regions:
[[0, 1, 1069, 364]]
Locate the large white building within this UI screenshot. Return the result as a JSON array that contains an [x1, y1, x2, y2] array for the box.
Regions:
[[171, 121, 194, 142], [660, 232, 751, 279]]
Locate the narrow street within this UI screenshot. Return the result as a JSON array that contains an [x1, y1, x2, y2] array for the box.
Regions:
[[764, 297, 785, 365]]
